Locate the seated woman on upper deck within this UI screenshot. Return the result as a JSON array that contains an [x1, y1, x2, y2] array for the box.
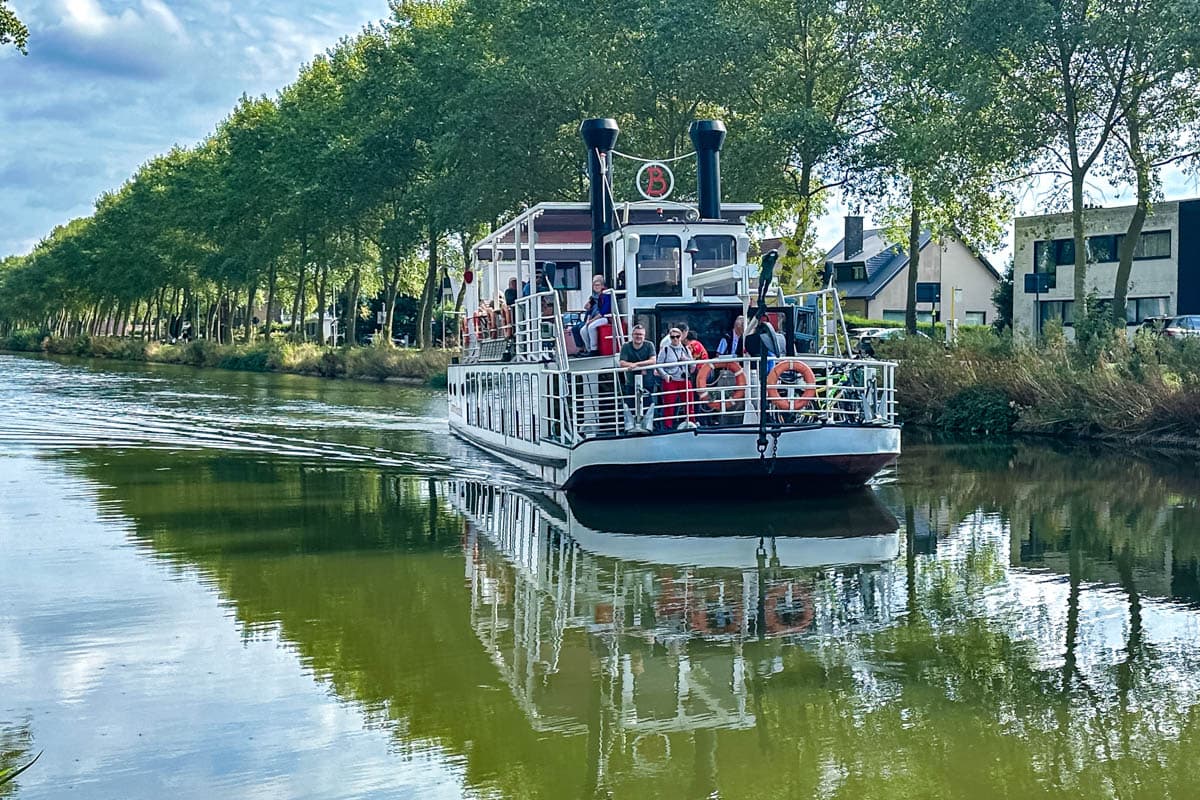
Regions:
[[572, 275, 612, 356]]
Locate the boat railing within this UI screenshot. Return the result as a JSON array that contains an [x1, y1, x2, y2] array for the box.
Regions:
[[781, 287, 854, 357], [550, 354, 896, 444], [512, 290, 566, 366]]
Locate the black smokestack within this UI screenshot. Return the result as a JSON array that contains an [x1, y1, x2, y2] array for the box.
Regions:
[[580, 118, 620, 281], [844, 215, 864, 257], [689, 120, 726, 220]]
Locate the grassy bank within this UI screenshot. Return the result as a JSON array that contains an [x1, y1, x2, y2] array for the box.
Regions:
[[1, 331, 453, 386], [882, 326, 1200, 445]]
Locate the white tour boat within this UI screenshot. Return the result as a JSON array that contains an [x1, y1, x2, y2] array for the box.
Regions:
[[448, 118, 899, 490]]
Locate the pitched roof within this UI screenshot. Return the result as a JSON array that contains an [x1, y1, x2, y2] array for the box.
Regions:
[[822, 228, 1001, 298], [825, 228, 933, 299]]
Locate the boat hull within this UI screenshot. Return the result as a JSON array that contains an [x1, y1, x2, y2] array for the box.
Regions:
[[448, 419, 899, 492]]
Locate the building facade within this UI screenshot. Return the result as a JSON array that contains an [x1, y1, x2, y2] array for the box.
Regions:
[[821, 216, 1000, 326], [1012, 199, 1200, 338]]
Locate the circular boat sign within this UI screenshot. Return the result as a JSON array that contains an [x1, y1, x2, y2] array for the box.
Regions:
[[636, 161, 674, 200]]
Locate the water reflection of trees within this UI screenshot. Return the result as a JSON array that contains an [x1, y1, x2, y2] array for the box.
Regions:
[[0, 720, 35, 798], [61, 445, 1200, 798]]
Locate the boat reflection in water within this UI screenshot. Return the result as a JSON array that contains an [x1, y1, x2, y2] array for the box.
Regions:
[[452, 482, 900, 763]]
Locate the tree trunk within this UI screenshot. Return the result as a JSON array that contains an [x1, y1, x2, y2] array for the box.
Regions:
[[206, 297, 219, 341], [316, 262, 329, 346], [418, 226, 439, 349], [383, 256, 402, 344], [1070, 173, 1088, 320], [141, 298, 153, 340], [264, 261, 278, 341], [290, 264, 305, 337], [905, 197, 921, 336], [244, 284, 257, 342], [1113, 115, 1150, 330], [344, 268, 360, 347]]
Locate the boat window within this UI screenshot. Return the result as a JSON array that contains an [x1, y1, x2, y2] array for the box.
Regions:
[[636, 235, 682, 297], [547, 261, 581, 291], [690, 235, 738, 295]]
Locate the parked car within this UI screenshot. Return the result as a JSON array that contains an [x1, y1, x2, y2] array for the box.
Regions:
[[1138, 315, 1173, 336], [1160, 315, 1200, 339], [855, 327, 929, 356]]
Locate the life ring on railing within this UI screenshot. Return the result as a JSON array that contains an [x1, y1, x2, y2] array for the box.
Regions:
[[473, 309, 491, 340], [695, 361, 748, 413], [766, 360, 817, 412], [499, 305, 513, 338], [762, 582, 813, 636]]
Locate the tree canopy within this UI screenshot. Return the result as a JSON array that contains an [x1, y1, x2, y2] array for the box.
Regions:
[[2, 0, 1196, 344]]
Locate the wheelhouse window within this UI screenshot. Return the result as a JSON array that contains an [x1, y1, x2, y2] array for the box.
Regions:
[[547, 261, 581, 291], [689, 235, 737, 295], [636, 235, 682, 297]]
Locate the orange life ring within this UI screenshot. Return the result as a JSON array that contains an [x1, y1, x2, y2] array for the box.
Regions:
[[695, 361, 748, 413], [763, 582, 813, 635], [767, 360, 816, 411]]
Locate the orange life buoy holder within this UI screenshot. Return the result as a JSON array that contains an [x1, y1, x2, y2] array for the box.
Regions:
[[695, 361, 748, 413], [766, 360, 817, 412]]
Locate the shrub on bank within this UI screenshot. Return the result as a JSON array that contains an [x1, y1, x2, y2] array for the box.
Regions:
[[4, 329, 47, 352], [878, 326, 1200, 444], [1, 334, 453, 385]]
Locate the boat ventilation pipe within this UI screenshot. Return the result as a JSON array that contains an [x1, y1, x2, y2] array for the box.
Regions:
[[689, 119, 726, 220], [580, 118, 620, 283]]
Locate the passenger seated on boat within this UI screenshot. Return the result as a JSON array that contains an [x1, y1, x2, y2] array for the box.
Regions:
[[521, 267, 552, 297], [504, 278, 518, 307], [619, 324, 657, 434], [717, 315, 746, 356], [572, 275, 612, 356], [656, 327, 696, 431]]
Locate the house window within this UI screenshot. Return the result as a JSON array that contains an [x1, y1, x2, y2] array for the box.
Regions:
[[1087, 234, 1118, 263], [836, 261, 867, 282], [1130, 230, 1171, 260], [1040, 300, 1075, 327], [690, 235, 738, 295], [883, 310, 933, 324], [1034, 238, 1074, 271], [1126, 296, 1170, 324], [964, 311, 986, 326], [636, 235, 682, 297]]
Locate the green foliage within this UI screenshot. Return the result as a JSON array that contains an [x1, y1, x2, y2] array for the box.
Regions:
[[1, 0, 1191, 354], [991, 268, 1013, 334], [844, 314, 904, 330], [2, 329, 46, 352], [941, 386, 1016, 433], [9, 335, 454, 383], [0, 0, 29, 54], [892, 322, 1200, 443]]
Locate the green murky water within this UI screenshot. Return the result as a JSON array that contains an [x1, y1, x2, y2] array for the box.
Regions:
[[3, 352, 1200, 799]]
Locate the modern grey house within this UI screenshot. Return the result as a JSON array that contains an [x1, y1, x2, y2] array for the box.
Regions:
[[816, 216, 1001, 326], [1012, 198, 1200, 337]]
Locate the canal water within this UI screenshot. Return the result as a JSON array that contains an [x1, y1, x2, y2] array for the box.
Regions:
[[2, 352, 1200, 799]]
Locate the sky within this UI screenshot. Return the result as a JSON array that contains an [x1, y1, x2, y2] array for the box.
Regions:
[[1, 0, 391, 257], [2, 0, 1197, 264]]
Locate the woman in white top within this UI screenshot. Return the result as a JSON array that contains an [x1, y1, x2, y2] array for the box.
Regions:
[[655, 328, 695, 430]]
